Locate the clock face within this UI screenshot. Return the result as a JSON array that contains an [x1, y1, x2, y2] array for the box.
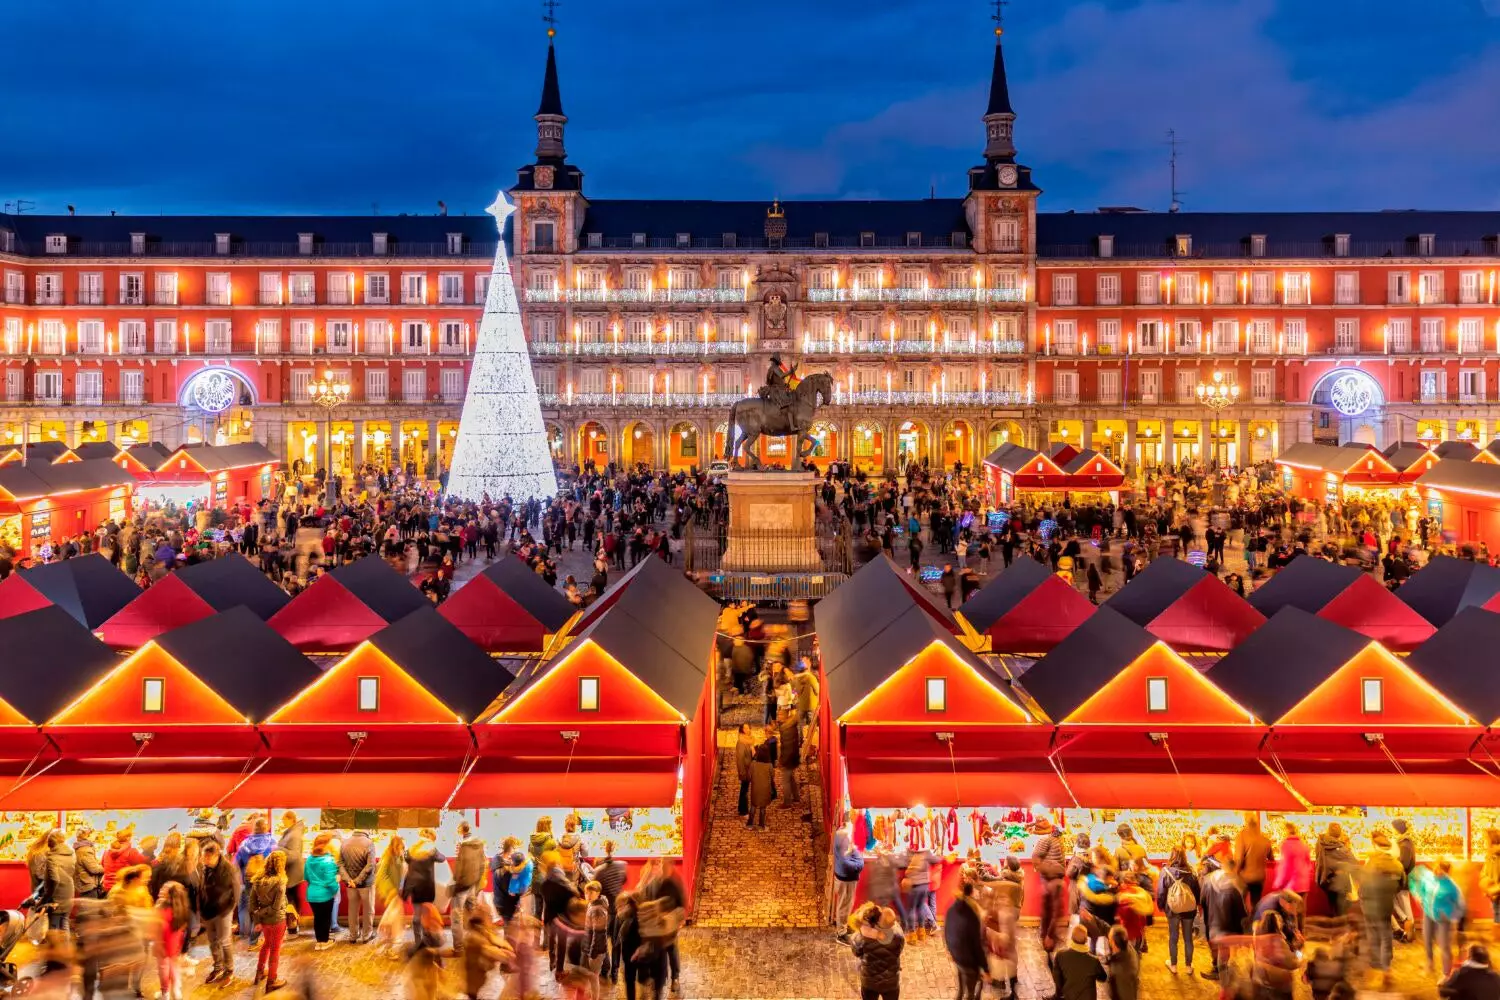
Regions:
[[998, 165, 1018, 187]]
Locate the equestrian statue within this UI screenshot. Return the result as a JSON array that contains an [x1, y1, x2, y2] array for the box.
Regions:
[[725, 356, 834, 468]]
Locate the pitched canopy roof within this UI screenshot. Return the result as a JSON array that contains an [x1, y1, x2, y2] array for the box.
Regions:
[[69, 442, 122, 462], [1384, 442, 1434, 471], [1248, 557, 1365, 617], [1248, 556, 1433, 649], [1014, 607, 1158, 723], [1433, 441, 1479, 461], [1396, 555, 1500, 627], [1416, 458, 1500, 495], [0, 605, 122, 723], [325, 556, 429, 621], [1104, 557, 1265, 651], [15, 554, 139, 628], [173, 554, 291, 619], [1275, 442, 1393, 476], [367, 607, 517, 722], [168, 442, 277, 472], [817, 557, 956, 681], [1406, 607, 1500, 725], [1208, 607, 1370, 723], [0, 458, 135, 501], [476, 557, 575, 632], [958, 557, 1094, 653], [153, 606, 321, 723]]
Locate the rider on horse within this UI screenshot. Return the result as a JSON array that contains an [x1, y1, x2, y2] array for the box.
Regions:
[[759, 354, 800, 417]]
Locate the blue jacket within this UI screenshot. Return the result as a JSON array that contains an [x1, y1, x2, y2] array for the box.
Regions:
[[236, 832, 277, 872], [833, 829, 865, 883], [1412, 867, 1463, 923], [304, 853, 340, 905]]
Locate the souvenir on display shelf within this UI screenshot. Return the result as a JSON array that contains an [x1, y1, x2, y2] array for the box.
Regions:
[[0, 813, 72, 861], [1468, 809, 1500, 861], [472, 807, 682, 858], [1060, 809, 1248, 859], [1264, 807, 1465, 861], [60, 810, 201, 855], [852, 806, 1045, 859]]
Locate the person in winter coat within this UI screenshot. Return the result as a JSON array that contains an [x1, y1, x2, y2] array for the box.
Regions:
[[1315, 823, 1358, 918], [832, 822, 865, 943], [1113, 823, 1147, 872], [556, 816, 586, 881], [72, 830, 105, 900], [450, 822, 487, 952], [457, 909, 513, 1000], [734, 724, 754, 817], [944, 882, 987, 1000], [1233, 812, 1275, 908], [1031, 817, 1067, 953], [37, 831, 76, 931], [196, 841, 237, 984], [149, 832, 188, 904], [235, 817, 277, 943], [403, 829, 447, 946], [1360, 831, 1406, 978], [1199, 858, 1249, 981], [337, 828, 376, 944], [1064, 832, 1093, 925], [849, 904, 904, 1000], [491, 837, 532, 924], [1392, 817, 1419, 940], [1268, 821, 1313, 903], [747, 740, 776, 829], [251, 850, 290, 991], [776, 710, 802, 806], [1440, 943, 1500, 1000], [1106, 924, 1140, 1000], [1156, 846, 1201, 974], [592, 840, 628, 982], [1413, 860, 1465, 977], [276, 812, 306, 933], [1076, 851, 1118, 949], [539, 856, 581, 976], [1251, 910, 1301, 1000], [864, 847, 906, 930], [101, 831, 147, 894], [304, 833, 340, 949], [982, 866, 1022, 997], [1052, 923, 1107, 1000]]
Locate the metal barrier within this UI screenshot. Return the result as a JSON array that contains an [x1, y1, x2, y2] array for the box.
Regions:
[[707, 572, 848, 602]]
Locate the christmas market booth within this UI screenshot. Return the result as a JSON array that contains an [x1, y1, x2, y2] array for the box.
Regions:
[[269, 554, 431, 653], [1395, 554, 1500, 628], [0, 607, 320, 906], [471, 555, 722, 910], [0, 459, 136, 559], [1274, 442, 1407, 508], [96, 552, 291, 649], [1210, 606, 1495, 914], [0, 553, 139, 629], [111, 442, 173, 480], [1102, 556, 1265, 653], [1416, 458, 1500, 548], [1385, 442, 1440, 485], [0, 442, 78, 467], [129, 442, 277, 511], [957, 555, 1094, 655], [438, 554, 578, 653], [816, 558, 1062, 919], [1248, 555, 1435, 651], [982, 443, 1125, 508]]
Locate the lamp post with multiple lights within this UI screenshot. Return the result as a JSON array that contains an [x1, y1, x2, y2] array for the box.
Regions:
[[309, 370, 351, 507]]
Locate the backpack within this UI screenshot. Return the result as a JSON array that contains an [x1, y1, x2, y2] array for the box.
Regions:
[[1166, 876, 1197, 914]]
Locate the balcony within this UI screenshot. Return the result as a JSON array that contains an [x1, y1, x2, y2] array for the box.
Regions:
[[0, 239, 500, 259], [538, 389, 1029, 408], [35, 293, 62, 306], [523, 287, 751, 304], [805, 287, 1027, 304], [529, 340, 750, 357], [77, 290, 104, 305], [153, 292, 178, 306], [801, 338, 1026, 356]]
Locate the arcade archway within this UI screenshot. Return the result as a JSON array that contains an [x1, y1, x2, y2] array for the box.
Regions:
[[895, 420, 929, 470], [578, 421, 608, 468], [806, 420, 839, 471], [852, 421, 884, 474], [668, 421, 700, 473], [623, 421, 656, 469], [941, 419, 974, 471]]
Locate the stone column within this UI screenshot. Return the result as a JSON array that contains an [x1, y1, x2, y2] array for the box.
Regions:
[[1199, 419, 1211, 468], [352, 419, 366, 469], [1238, 418, 1252, 468], [1081, 416, 1093, 453], [1124, 420, 1137, 477], [427, 419, 440, 475]]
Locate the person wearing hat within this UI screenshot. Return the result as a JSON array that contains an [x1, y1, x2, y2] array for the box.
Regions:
[[1391, 817, 1417, 942], [1051, 924, 1106, 1000], [1030, 817, 1066, 953]]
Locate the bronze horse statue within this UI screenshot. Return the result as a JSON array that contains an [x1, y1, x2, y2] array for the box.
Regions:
[[725, 371, 834, 468]]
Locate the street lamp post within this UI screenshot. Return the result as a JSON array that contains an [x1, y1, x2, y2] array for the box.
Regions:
[[309, 370, 351, 508], [1195, 369, 1240, 467]]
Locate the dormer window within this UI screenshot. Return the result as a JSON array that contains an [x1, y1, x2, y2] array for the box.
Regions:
[[214, 233, 230, 255], [578, 676, 600, 712], [587, 232, 602, 248], [632, 233, 646, 248], [1097, 235, 1114, 258], [0, 230, 13, 253], [446, 233, 463, 254], [358, 676, 380, 712], [1250, 234, 1267, 258], [721, 232, 736, 249], [298, 233, 314, 255], [1147, 677, 1168, 713], [142, 677, 165, 713], [1334, 233, 1350, 257], [1361, 677, 1383, 714], [1175, 234, 1192, 257], [860, 232, 875, 248], [130, 232, 146, 255], [373, 232, 389, 255], [925, 677, 947, 713], [814, 232, 829, 249], [45, 234, 67, 255], [676, 233, 691, 248], [951, 232, 967, 248], [906, 232, 922, 248], [1418, 233, 1436, 256]]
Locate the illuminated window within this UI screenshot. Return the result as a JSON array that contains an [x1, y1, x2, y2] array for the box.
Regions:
[[925, 677, 947, 713], [579, 677, 600, 712], [1361, 677, 1383, 714], [1147, 677, 1168, 713], [142, 678, 165, 714], [358, 677, 380, 712]]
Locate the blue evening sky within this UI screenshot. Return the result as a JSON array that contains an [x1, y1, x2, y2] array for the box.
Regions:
[[4, 0, 1500, 216]]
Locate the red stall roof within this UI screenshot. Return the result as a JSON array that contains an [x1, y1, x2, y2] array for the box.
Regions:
[[1247, 556, 1434, 650], [114, 442, 173, 477], [0, 554, 139, 629], [1276, 442, 1397, 478], [1384, 442, 1438, 479], [983, 443, 1069, 486], [1104, 557, 1265, 652], [1016, 606, 1257, 728], [1211, 607, 1472, 728], [1396, 555, 1500, 627], [1407, 607, 1500, 726], [1059, 449, 1127, 489], [845, 757, 1070, 810], [438, 555, 577, 652], [98, 554, 290, 648], [268, 555, 430, 652], [453, 757, 680, 809], [958, 557, 1094, 653], [157, 441, 277, 475]]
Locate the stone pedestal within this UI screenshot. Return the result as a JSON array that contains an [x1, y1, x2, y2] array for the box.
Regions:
[[723, 470, 820, 572]]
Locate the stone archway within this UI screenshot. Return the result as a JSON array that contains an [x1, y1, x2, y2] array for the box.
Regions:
[[942, 419, 975, 470], [806, 420, 839, 471], [667, 421, 701, 472], [578, 421, 609, 468], [852, 421, 884, 473], [623, 421, 656, 469], [895, 419, 929, 470]]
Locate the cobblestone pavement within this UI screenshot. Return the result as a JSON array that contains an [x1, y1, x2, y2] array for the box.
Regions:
[[140, 919, 1455, 999]]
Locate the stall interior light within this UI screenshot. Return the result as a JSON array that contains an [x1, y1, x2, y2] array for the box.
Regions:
[[925, 677, 947, 713], [578, 676, 601, 712], [142, 677, 165, 714], [1361, 677, 1383, 715], [357, 676, 380, 713]]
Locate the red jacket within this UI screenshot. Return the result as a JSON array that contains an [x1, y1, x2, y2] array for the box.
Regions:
[[101, 846, 147, 892]]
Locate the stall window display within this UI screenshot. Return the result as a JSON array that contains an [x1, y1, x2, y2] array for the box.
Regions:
[[850, 806, 1044, 862], [1061, 809, 1248, 860], [1265, 807, 1464, 862], [472, 807, 681, 859]]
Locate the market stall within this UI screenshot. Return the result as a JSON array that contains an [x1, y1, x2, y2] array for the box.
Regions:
[[0, 553, 139, 628], [1395, 555, 1500, 628], [475, 560, 721, 910], [1384, 442, 1439, 485], [268, 554, 431, 653], [983, 443, 1122, 507], [1417, 459, 1500, 548], [0, 442, 78, 466], [97, 553, 291, 649], [1274, 442, 1407, 508], [137, 442, 277, 510], [957, 556, 1094, 655], [1103, 556, 1264, 653], [0, 459, 136, 559], [437, 554, 578, 653], [1476, 440, 1500, 466], [112, 442, 173, 480], [1248, 555, 1435, 651]]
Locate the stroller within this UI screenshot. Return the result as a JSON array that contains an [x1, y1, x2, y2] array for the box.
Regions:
[[0, 906, 49, 995]]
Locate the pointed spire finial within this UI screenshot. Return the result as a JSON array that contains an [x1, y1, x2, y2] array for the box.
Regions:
[[991, 0, 1007, 36], [543, 0, 559, 39]]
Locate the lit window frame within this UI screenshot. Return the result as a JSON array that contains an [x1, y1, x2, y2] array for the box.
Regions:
[[578, 676, 601, 712], [1361, 677, 1383, 714], [357, 676, 380, 713], [1147, 676, 1169, 713], [925, 677, 947, 713], [142, 677, 165, 714]]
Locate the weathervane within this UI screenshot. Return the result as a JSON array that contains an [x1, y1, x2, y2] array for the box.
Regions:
[[991, 0, 1008, 34], [542, 0, 559, 37]]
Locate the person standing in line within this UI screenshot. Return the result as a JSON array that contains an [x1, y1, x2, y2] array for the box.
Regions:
[[276, 812, 306, 938], [777, 709, 802, 807], [943, 881, 988, 1000], [1412, 859, 1464, 978], [450, 821, 487, 953], [747, 739, 775, 830], [734, 724, 754, 817], [196, 841, 237, 984], [234, 818, 276, 945], [1157, 845, 1200, 975], [304, 833, 340, 950], [1031, 817, 1067, 954], [1052, 924, 1108, 1000], [832, 821, 864, 944], [251, 851, 289, 992], [592, 840, 628, 984], [337, 827, 376, 944], [849, 904, 904, 1000]]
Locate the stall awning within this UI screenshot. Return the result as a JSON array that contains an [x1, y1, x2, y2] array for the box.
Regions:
[[845, 758, 1070, 810], [1061, 767, 1304, 811], [221, 770, 468, 810], [452, 759, 679, 809], [1274, 762, 1500, 809], [0, 770, 254, 811]]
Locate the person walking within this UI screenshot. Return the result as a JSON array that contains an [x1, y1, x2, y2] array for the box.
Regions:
[[593, 840, 628, 984], [304, 833, 340, 950], [849, 904, 904, 1000], [1413, 859, 1464, 978], [1031, 817, 1067, 953], [747, 740, 775, 829], [276, 812, 306, 937], [235, 817, 277, 945], [450, 821, 487, 952], [1052, 924, 1108, 1000], [1156, 846, 1200, 975], [196, 841, 237, 984], [734, 724, 754, 818], [337, 827, 376, 944], [832, 821, 864, 943], [1199, 856, 1248, 981], [1359, 831, 1405, 987], [1233, 812, 1275, 909], [403, 829, 446, 948], [251, 850, 290, 991], [73, 829, 104, 901], [776, 709, 802, 807], [943, 882, 988, 1000]]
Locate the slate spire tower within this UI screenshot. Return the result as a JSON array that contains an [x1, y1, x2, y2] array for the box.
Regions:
[[534, 31, 567, 162], [982, 21, 1017, 163]]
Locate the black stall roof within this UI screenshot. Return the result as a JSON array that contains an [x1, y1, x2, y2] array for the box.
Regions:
[[1383, 442, 1434, 470], [174, 554, 290, 620], [0, 605, 122, 722], [69, 442, 122, 462], [1208, 606, 1370, 722], [958, 557, 1056, 633], [326, 556, 429, 622], [1433, 441, 1480, 461], [1396, 555, 1500, 627], [122, 441, 174, 470], [19, 554, 139, 628], [8, 441, 73, 464], [1015, 606, 1157, 723], [816, 556, 954, 660], [175, 441, 278, 471], [597, 554, 721, 677], [368, 607, 516, 722], [1105, 556, 1213, 625], [1406, 607, 1500, 724], [479, 557, 576, 632], [1247, 557, 1363, 616], [154, 606, 322, 723]]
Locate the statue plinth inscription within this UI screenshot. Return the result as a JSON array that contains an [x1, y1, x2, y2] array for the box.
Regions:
[[722, 471, 821, 573]]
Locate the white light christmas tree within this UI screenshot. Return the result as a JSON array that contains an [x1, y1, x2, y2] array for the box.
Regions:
[[446, 191, 559, 503]]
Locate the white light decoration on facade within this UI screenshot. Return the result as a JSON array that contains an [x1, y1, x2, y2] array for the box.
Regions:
[[446, 192, 559, 502], [1327, 370, 1378, 417], [183, 368, 243, 413]]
